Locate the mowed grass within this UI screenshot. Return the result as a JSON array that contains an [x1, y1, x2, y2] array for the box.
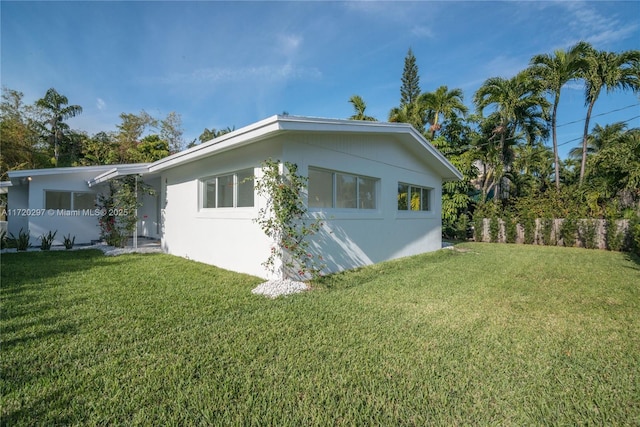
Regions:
[[1, 244, 639, 425]]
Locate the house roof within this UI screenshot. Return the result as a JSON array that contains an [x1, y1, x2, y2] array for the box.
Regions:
[[149, 115, 463, 181], [87, 164, 152, 187], [5, 116, 462, 186], [6, 164, 151, 187], [0, 181, 12, 194]]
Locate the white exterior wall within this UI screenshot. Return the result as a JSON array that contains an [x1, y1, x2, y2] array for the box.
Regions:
[[161, 132, 444, 279], [14, 172, 103, 246], [283, 132, 442, 273], [7, 183, 29, 238], [161, 139, 279, 278], [137, 177, 161, 239]]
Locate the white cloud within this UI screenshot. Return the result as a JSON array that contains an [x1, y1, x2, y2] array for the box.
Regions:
[[278, 34, 303, 56], [482, 55, 529, 80], [161, 64, 322, 86], [96, 98, 106, 110], [562, 2, 639, 47], [411, 25, 434, 39]]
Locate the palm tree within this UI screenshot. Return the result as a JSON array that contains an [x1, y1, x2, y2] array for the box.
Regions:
[[348, 95, 376, 121], [388, 101, 425, 131], [473, 71, 549, 199], [569, 121, 628, 158], [419, 85, 468, 139], [529, 41, 590, 190], [35, 88, 82, 167], [578, 47, 640, 184]]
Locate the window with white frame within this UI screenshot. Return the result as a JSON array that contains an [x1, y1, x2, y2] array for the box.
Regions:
[[45, 191, 95, 210], [308, 167, 378, 210], [201, 169, 254, 209], [397, 183, 431, 211]]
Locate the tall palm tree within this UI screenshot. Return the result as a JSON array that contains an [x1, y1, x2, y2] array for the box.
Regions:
[[419, 85, 468, 139], [529, 41, 590, 190], [348, 95, 376, 121], [579, 48, 640, 184], [473, 71, 549, 199], [35, 88, 82, 167]]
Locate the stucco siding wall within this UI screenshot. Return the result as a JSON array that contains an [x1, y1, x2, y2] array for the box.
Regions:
[[7, 184, 29, 237], [162, 132, 445, 278], [161, 139, 279, 278], [21, 172, 103, 245], [283, 132, 443, 272]]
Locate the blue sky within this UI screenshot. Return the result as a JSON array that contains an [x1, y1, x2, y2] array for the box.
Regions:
[[2, 1, 639, 158]]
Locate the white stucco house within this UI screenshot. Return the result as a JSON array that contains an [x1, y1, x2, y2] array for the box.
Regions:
[[4, 115, 461, 278]]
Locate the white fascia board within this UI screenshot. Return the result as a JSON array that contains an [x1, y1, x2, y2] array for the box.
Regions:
[[87, 164, 151, 187], [7, 164, 118, 179], [149, 115, 282, 173], [0, 181, 12, 194]]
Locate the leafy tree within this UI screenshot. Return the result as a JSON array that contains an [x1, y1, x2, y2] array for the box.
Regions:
[[584, 127, 640, 211], [578, 46, 640, 184], [129, 134, 170, 163], [195, 126, 236, 146], [115, 111, 156, 163], [347, 95, 376, 121], [529, 41, 590, 190], [432, 116, 479, 236], [34, 88, 82, 166], [160, 111, 184, 154], [420, 85, 468, 138], [81, 131, 119, 165], [473, 70, 549, 200], [0, 88, 47, 179], [58, 130, 89, 166]]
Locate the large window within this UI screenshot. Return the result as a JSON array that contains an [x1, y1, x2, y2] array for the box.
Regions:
[[397, 183, 431, 211], [45, 191, 95, 210], [308, 167, 378, 210], [201, 169, 254, 209]]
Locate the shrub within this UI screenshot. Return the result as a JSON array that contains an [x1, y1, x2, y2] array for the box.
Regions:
[[454, 214, 469, 241], [580, 219, 598, 249], [628, 216, 640, 256], [503, 212, 517, 244], [605, 217, 624, 252], [522, 216, 536, 245], [489, 216, 500, 243], [0, 230, 6, 250], [540, 218, 554, 246], [472, 215, 484, 242], [560, 217, 578, 247], [39, 230, 57, 250], [8, 228, 30, 251], [63, 234, 75, 250]]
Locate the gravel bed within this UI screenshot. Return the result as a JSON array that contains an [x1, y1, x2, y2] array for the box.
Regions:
[[0, 243, 162, 256], [252, 279, 309, 298]]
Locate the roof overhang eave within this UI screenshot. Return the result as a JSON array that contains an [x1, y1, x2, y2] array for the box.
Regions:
[[87, 164, 151, 187]]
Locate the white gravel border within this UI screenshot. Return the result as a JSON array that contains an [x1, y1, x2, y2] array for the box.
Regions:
[[0, 243, 162, 256], [251, 279, 309, 298]]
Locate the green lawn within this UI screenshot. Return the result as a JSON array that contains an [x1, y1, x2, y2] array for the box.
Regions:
[[1, 244, 639, 425]]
